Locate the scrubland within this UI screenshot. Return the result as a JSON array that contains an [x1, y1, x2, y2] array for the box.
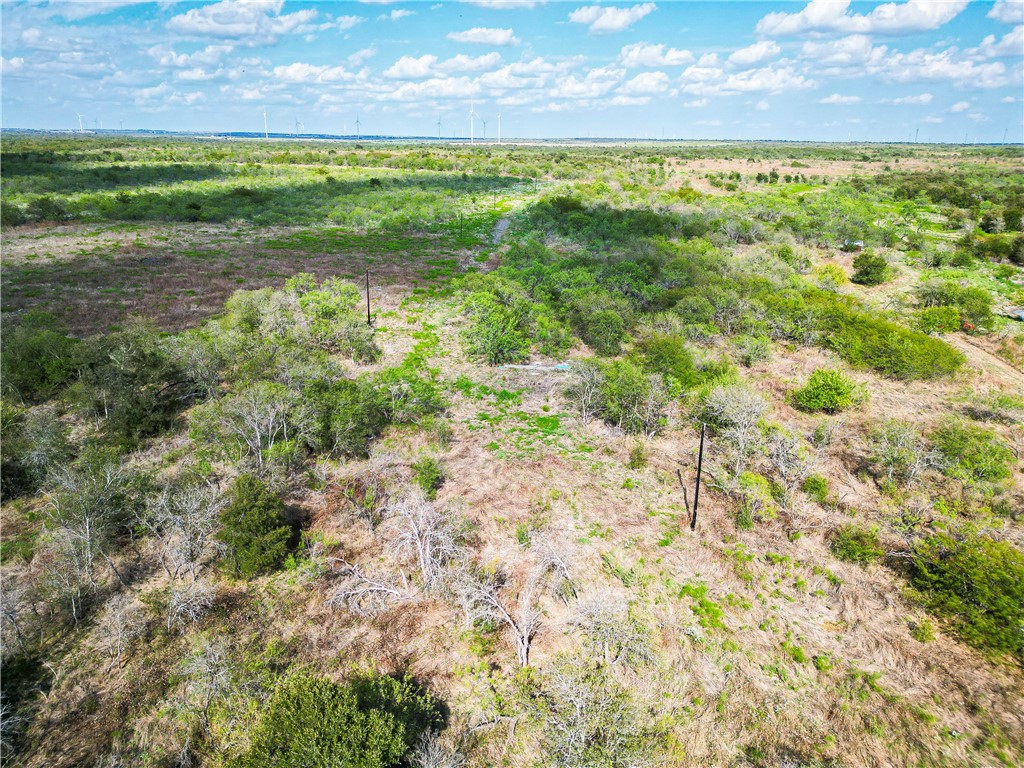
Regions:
[[1, 136, 1023, 768]]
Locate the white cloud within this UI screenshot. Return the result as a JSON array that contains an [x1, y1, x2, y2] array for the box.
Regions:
[[950, 100, 970, 112], [757, 0, 970, 37], [49, 0, 169, 21], [800, 35, 886, 71], [878, 47, 1009, 88], [463, 0, 541, 7], [319, 15, 363, 32], [697, 53, 719, 67], [619, 42, 692, 67], [755, 99, 770, 110], [608, 94, 650, 106], [882, 92, 932, 104], [967, 111, 989, 122], [568, 3, 656, 34], [383, 54, 438, 79], [1002, 95, 1020, 103], [819, 93, 861, 104], [550, 65, 623, 98], [149, 43, 234, 68], [683, 97, 708, 107], [682, 63, 813, 96], [377, 76, 481, 101], [379, 9, 414, 21], [442, 52, 502, 72], [0, 56, 25, 75], [618, 70, 669, 94], [273, 62, 355, 83], [347, 46, 378, 66], [166, 0, 319, 43], [923, 115, 943, 123], [989, 1, 1024, 24], [969, 25, 1024, 59], [447, 27, 519, 45], [727, 40, 780, 67]]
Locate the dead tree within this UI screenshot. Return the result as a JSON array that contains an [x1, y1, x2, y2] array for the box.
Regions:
[[386, 495, 461, 589], [96, 593, 145, 672], [326, 559, 416, 616], [453, 566, 543, 667]]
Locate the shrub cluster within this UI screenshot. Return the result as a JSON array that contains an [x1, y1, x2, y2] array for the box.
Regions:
[[791, 368, 862, 413]]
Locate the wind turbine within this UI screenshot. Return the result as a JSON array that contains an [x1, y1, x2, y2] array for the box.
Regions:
[[76, 113, 84, 133], [497, 112, 501, 145], [263, 108, 268, 139], [355, 114, 361, 139], [437, 114, 441, 140], [469, 102, 476, 145], [294, 118, 304, 135], [482, 118, 487, 141]]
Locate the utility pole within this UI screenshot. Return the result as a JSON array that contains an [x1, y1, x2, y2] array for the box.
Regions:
[[690, 423, 706, 531]]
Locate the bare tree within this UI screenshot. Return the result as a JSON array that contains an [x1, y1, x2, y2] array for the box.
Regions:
[[0, 574, 32, 656], [410, 729, 465, 768], [386, 495, 461, 589], [191, 381, 295, 469], [453, 566, 543, 667], [326, 560, 416, 616], [531, 532, 577, 604], [44, 458, 134, 595], [700, 385, 768, 476], [868, 420, 936, 487], [179, 637, 233, 750], [166, 580, 216, 634], [571, 592, 654, 668], [767, 430, 812, 507], [565, 361, 605, 425], [95, 593, 145, 672], [141, 480, 223, 583]]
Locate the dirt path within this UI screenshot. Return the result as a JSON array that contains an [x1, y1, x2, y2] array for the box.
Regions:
[[492, 216, 511, 244]]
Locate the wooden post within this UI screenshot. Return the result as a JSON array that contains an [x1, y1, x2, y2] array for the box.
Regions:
[[459, 212, 463, 239], [690, 422, 706, 531], [365, 269, 371, 326]]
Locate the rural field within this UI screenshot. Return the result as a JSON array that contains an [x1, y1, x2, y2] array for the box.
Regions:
[[1, 135, 1023, 768]]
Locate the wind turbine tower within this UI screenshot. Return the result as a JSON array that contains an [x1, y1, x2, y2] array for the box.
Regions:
[[356, 115, 361, 139], [437, 114, 441, 140], [76, 113, 84, 133], [497, 112, 501, 145], [469, 102, 476, 145], [482, 118, 487, 141], [263, 109, 269, 140]]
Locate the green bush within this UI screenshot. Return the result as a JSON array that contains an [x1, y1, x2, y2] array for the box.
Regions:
[[830, 525, 884, 566], [461, 291, 532, 365], [0, 312, 81, 403], [599, 359, 667, 436], [231, 673, 443, 768], [218, 474, 293, 578], [909, 530, 1024, 661], [916, 306, 962, 334], [633, 333, 698, 388], [411, 456, 444, 500], [851, 250, 890, 285], [917, 280, 994, 331], [930, 420, 1013, 482], [801, 474, 830, 505], [791, 369, 862, 413]]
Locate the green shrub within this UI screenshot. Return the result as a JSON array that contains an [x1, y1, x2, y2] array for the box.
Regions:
[[0, 312, 81, 403], [734, 335, 772, 367], [791, 369, 862, 413], [218, 474, 293, 578], [633, 333, 698, 388], [909, 530, 1024, 661], [627, 443, 647, 470], [916, 306, 962, 334], [830, 525, 884, 566], [801, 474, 830, 505], [909, 618, 936, 643], [598, 359, 667, 436], [917, 280, 994, 331], [411, 456, 444, 500], [461, 291, 532, 365], [930, 420, 1013, 482], [851, 250, 890, 285], [231, 673, 443, 768]]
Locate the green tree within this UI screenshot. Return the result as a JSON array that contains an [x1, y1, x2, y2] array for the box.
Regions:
[[851, 250, 890, 286], [218, 474, 292, 578], [791, 368, 862, 413]]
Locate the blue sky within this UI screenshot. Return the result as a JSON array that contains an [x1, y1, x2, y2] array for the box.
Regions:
[[1, 0, 1022, 141]]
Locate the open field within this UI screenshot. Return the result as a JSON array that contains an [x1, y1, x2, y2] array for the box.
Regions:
[[2, 136, 1023, 768]]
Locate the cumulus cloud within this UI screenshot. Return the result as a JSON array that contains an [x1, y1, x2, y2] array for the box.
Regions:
[[879, 47, 1009, 88], [923, 115, 943, 123], [384, 54, 437, 79], [989, 0, 1024, 24], [148, 43, 234, 68], [550, 65, 624, 98], [819, 93, 861, 104], [950, 100, 970, 112], [347, 46, 378, 66], [727, 40, 781, 68], [757, 0, 970, 37], [379, 9, 414, 21], [618, 70, 669, 94], [51, 0, 167, 21], [682, 63, 813, 96], [447, 27, 519, 45], [463, 0, 542, 7], [0, 56, 26, 75], [755, 99, 770, 110], [568, 3, 656, 34], [683, 97, 708, 107], [166, 0, 320, 43], [882, 92, 932, 104], [619, 42, 693, 67], [273, 62, 356, 83], [969, 25, 1024, 59], [382, 52, 501, 79], [377, 76, 481, 101]]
